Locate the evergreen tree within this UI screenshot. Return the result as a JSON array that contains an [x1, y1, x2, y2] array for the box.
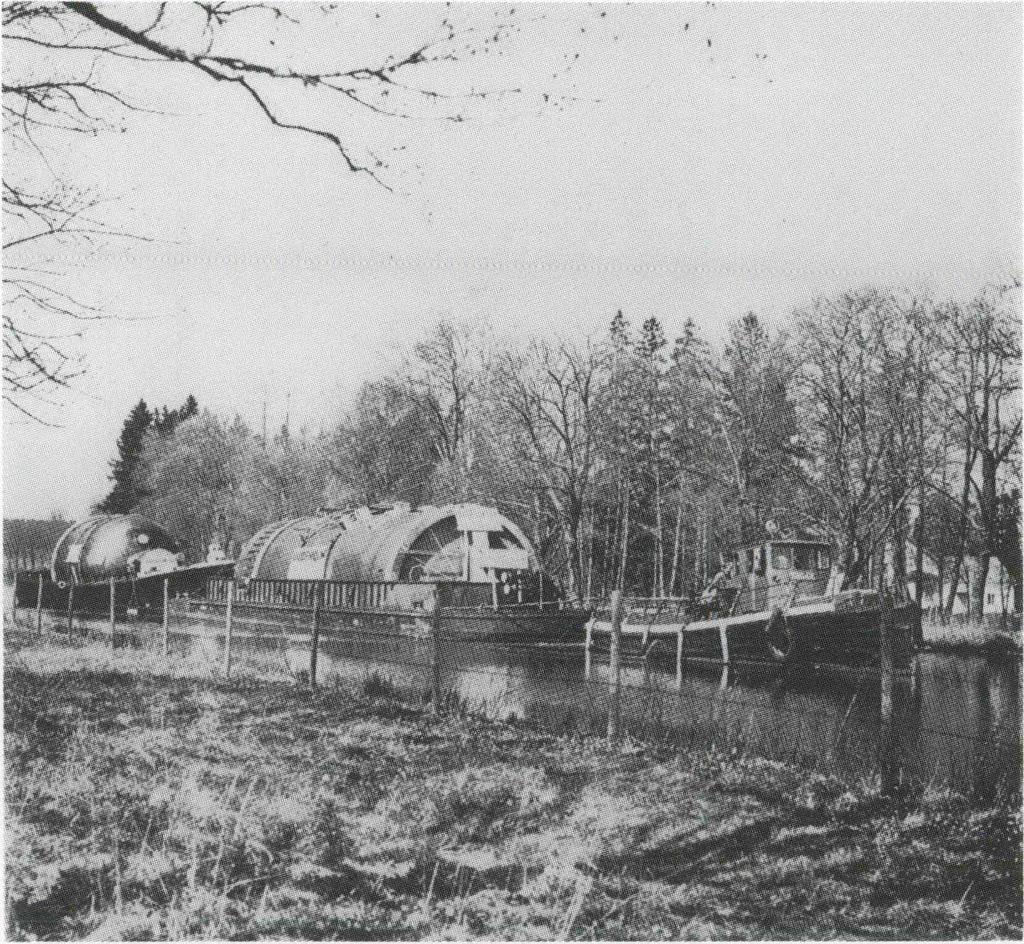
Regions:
[[153, 394, 200, 435], [180, 394, 199, 422], [96, 399, 153, 513], [636, 316, 671, 594], [609, 309, 632, 352], [638, 316, 666, 358], [152, 407, 173, 434]]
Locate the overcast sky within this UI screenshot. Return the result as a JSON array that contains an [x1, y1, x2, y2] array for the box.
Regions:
[[4, 1, 1021, 521]]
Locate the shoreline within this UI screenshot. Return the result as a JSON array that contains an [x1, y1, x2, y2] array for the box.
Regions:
[[919, 622, 1022, 659], [5, 621, 1021, 940]]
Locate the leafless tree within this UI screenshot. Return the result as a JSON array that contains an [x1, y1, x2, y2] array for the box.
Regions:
[[933, 284, 1022, 617], [3, 2, 609, 420], [398, 319, 490, 501], [494, 337, 608, 602], [792, 290, 928, 589]]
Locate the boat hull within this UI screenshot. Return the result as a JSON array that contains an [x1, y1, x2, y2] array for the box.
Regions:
[[439, 607, 590, 643], [592, 600, 917, 668]]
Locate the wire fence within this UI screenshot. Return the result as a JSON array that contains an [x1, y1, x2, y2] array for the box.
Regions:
[[9, 574, 1021, 797]]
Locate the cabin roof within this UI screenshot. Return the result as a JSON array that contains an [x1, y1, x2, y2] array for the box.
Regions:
[[735, 538, 830, 552]]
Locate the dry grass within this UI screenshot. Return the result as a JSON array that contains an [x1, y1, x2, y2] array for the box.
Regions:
[[5, 620, 1021, 940]]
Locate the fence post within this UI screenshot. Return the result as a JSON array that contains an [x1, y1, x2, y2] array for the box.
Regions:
[[223, 579, 234, 678], [36, 573, 44, 634], [431, 589, 445, 714], [309, 584, 321, 689], [162, 577, 170, 658], [607, 589, 623, 746], [109, 577, 116, 647], [878, 590, 898, 796]]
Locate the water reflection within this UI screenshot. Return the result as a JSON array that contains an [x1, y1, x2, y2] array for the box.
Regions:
[[236, 630, 1020, 796]]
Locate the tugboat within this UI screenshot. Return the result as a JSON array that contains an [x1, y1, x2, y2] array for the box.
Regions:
[[591, 532, 916, 668]]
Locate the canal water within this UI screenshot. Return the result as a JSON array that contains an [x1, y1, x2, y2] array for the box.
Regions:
[[175, 619, 1021, 797]]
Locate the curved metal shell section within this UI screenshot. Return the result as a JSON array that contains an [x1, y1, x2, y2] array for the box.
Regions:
[[50, 514, 182, 585], [237, 503, 537, 583]]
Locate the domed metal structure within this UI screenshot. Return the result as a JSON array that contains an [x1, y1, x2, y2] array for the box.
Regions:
[[236, 502, 536, 584], [50, 514, 184, 586]]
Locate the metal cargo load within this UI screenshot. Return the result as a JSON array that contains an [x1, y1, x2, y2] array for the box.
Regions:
[[50, 514, 184, 586], [236, 502, 536, 586]]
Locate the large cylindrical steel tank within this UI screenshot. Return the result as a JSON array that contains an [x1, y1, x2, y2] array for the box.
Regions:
[[236, 502, 537, 585], [50, 514, 184, 586]]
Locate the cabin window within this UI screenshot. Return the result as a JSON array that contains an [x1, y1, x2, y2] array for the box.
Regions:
[[773, 546, 793, 570], [754, 546, 767, 576], [793, 546, 815, 571], [488, 528, 523, 550]]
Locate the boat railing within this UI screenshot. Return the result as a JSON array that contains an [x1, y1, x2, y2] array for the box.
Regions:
[[790, 574, 830, 601], [204, 577, 572, 614], [729, 586, 769, 615], [589, 596, 693, 626], [207, 577, 437, 613]]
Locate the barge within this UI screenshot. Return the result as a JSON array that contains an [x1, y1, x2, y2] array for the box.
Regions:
[[13, 513, 233, 619], [225, 502, 590, 641]]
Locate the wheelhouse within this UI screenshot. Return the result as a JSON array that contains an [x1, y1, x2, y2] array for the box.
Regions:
[[730, 540, 832, 583]]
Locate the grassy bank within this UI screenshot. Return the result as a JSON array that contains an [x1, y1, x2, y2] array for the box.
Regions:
[[5, 623, 1021, 941], [921, 619, 1022, 658]]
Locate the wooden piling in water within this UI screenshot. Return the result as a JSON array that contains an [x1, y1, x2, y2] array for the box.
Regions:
[[584, 617, 593, 680], [36, 573, 44, 634], [162, 578, 170, 658], [65, 584, 75, 638], [675, 625, 684, 690], [109, 577, 116, 647], [607, 590, 623, 745]]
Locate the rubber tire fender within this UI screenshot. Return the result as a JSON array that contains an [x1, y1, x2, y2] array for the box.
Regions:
[[765, 608, 798, 664]]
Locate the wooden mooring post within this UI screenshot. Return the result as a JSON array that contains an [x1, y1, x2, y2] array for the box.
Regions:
[[65, 584, 75, 638], [584, 616, 593, 680], [108, 577, 116, 647], [161, 578, 170, 658], [607, 590, 623, 746], [223, 579, 234, 678], [35, 573, 44, 634], [9, 573, 18, 622], [675, 625, 684, 690], [309, 585, 321, 689]]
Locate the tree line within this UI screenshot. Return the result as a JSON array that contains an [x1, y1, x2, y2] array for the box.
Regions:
[[3, 515, 71, 581], [100, 285, 1021, 617]]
